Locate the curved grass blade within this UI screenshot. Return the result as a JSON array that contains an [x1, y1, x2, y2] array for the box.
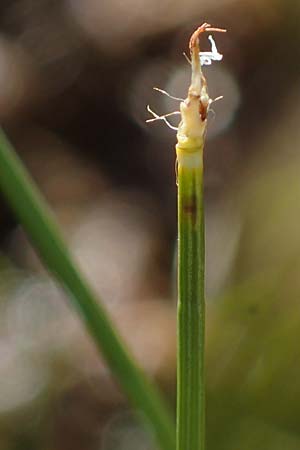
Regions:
[[0, 128, 175, 450]]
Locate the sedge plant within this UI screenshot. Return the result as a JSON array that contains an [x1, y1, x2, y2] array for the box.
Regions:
[[176, 24, 226, 450], [148, 23, 226, 450]]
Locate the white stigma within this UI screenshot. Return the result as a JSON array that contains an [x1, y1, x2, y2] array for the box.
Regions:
[[200, 35, 223, 66]]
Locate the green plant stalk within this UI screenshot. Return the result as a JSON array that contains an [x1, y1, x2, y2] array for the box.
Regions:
[[175, 23, 225, 450], [0, 128, 175, 450], [177, 149, 205, 450]]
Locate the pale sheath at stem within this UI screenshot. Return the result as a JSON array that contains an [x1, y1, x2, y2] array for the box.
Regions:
[[176, 24, 225, 450]]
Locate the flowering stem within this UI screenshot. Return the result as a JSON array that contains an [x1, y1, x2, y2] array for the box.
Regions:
[[176, 24, 225, 450]]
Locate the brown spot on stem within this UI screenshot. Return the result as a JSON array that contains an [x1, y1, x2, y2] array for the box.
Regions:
[[183, 195, 198, 225]]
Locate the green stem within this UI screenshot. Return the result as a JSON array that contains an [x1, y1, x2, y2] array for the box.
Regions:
[[177, 153, 205, 450], [0, 128, 175, 450]]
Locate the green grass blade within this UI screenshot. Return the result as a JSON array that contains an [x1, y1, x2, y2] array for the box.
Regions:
[[0, 128, 175, 450]]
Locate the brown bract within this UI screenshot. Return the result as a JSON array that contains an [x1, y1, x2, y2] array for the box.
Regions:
[[189, 23, 226, 52]]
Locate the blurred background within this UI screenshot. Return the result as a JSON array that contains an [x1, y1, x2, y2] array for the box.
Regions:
[[0, 0, 300, 449]]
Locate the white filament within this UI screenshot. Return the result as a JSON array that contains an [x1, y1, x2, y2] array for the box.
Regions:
[[146, 105, 179, 131]]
